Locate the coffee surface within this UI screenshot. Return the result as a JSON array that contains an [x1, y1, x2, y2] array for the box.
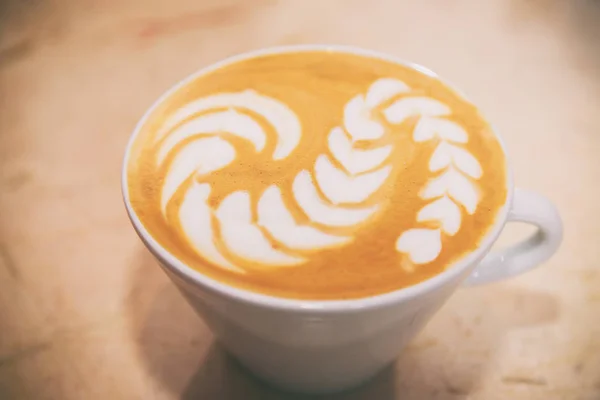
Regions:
[[126, 49, 508, 299]]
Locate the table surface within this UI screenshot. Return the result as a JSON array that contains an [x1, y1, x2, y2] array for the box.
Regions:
[[1, 1, 599, 399]]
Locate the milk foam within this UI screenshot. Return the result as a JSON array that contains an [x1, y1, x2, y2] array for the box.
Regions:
[[179, 183, 243, 272], [156, 91, 300, 160], [314, 155, 392, 204], [327, 127, 392, 174], [391, 98, 483, 265], [292, 170, 379, 227], [216, 191, 306, 266], [154, 77, 484, 272], [161, 137, 235, 212], [157, 110, 265, 165], [257, 185, 351, 250]]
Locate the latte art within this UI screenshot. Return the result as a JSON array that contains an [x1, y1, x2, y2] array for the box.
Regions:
[[126, 50, 507, 299]]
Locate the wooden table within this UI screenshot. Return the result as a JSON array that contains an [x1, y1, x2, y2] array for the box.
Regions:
[[1, 1, 599, 399]]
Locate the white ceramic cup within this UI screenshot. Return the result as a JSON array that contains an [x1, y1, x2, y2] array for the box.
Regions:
[[122, 45, 563, 394]]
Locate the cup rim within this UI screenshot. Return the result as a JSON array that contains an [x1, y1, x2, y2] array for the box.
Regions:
[[121, 44, 514, 314]]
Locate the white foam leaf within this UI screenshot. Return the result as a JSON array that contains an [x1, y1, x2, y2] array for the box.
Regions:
[[365, 78, 410, 108], [449, 146, 482, 179], [292, 171, 379, 227], [421, 168, 479, 214], [413, 117, 468, 143], [327, 127, 392, 175], [156, 91, 300, 160], [417, 196, 461, 235], [161, 137, 235, 213], [429, 141, 452, 172], [396, 228, 442, 264], [429, 142, 482, 178], [216, 191, 305, 266], [383, 97, 450, 125], [344, 95, 385, 140], [314, 155, 392, 204], [257, 185, 351, 250], [157, 110, 265, 165], [179, 183, 244, 273]]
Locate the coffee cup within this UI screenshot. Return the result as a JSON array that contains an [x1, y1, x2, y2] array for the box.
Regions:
[[122, 45, 562, 394]]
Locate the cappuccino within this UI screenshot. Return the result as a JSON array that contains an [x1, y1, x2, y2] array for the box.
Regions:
[[125, 49, 508, 299]]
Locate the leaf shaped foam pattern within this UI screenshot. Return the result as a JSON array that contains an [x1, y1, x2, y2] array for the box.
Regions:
[[155, 78, 483, 272]]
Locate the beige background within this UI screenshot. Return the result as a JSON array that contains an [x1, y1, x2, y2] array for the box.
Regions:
[[0, 0, 599, 399]]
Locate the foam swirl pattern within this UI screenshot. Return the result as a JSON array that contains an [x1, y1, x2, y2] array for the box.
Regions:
[[154, 78, 483, 274], [156, 80, 408, 272]]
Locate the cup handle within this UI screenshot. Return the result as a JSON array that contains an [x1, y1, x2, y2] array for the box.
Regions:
[[463, 188, 563, 286]]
